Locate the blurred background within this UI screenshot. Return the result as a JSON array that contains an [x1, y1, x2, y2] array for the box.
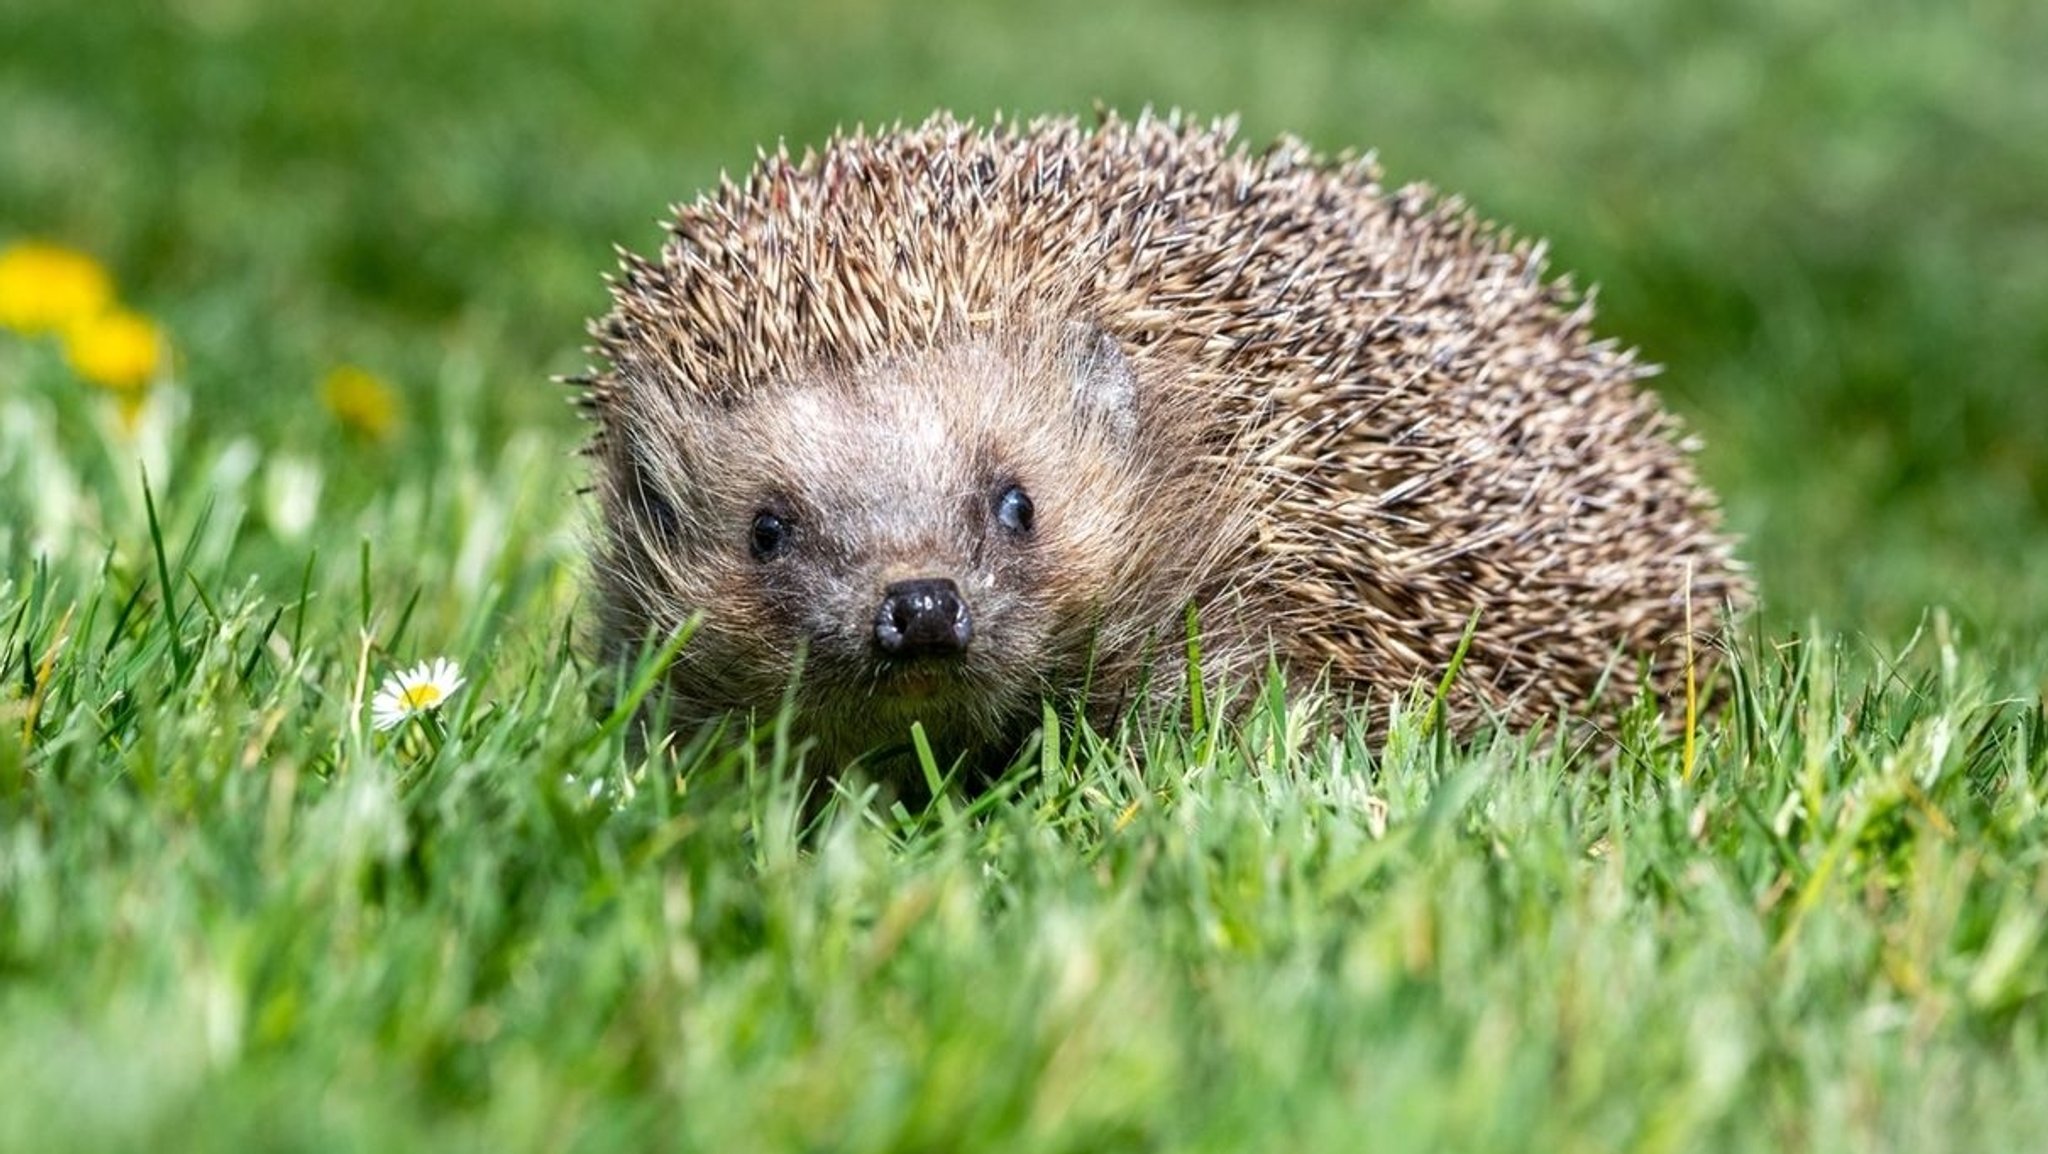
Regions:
[[3, 0, 2044, 639]]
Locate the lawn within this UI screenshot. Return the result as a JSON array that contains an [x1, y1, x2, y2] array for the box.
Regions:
[[2, 0, 2046, 1149]]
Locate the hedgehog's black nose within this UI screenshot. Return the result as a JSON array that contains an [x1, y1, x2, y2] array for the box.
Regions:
[[873, 578, 972, 659]]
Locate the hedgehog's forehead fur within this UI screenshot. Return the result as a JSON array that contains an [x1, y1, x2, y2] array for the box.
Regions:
[[604, 326, 1186, 569]]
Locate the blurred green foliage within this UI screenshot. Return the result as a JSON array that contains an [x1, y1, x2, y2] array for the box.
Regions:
[[3, 0, 2044, 629]]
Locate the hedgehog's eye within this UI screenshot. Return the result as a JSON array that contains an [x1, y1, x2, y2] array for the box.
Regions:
[[749, 509, 792, 560], [994, 484, 1034, 536]]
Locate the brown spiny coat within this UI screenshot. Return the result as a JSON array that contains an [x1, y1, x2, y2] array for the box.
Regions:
[[581, 111, 1746, 772]]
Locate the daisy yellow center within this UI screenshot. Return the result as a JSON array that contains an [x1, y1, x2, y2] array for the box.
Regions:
[[399, 684, 446, 710]]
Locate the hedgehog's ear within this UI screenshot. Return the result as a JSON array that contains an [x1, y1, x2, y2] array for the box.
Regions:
[[1065, 322, 1138, 442], [612, 432, 686, 547]]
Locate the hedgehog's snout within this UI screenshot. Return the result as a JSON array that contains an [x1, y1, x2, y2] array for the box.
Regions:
[[873, 578, 973, 659]]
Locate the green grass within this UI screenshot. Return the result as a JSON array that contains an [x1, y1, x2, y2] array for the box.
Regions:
[[3, 0, 2047, 1149]]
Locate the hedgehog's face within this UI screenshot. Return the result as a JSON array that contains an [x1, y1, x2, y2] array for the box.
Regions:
[[602, 324, 1159, 771]]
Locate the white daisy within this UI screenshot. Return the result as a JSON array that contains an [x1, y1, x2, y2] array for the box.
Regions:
[[370, 657, 466, 732]]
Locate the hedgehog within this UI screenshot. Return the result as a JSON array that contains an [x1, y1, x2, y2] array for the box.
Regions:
[[577, 110, 1747, 777]]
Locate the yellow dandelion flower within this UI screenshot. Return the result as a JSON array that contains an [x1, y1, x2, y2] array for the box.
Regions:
[[320, 365, 401, 441], [62, 308, 164, 393], [0, 241, 115, 333]]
